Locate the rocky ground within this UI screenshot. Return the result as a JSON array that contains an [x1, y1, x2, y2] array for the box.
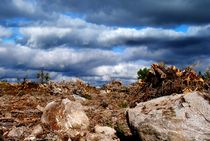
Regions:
[[0, 64, 210, 141]]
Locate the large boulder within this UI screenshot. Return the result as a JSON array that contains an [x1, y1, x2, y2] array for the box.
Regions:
[[41, 98, 89, 139], [41, 98, 120, 140], [127, 92, 210, 141]]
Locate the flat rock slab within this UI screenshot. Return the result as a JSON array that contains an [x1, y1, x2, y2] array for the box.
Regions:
[[127, 92, 210, 141]]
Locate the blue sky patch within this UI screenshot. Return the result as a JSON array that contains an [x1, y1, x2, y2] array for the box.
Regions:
[[0, 18, 32, 27], [175, 24, 189, 32], [2, 38, 15, 43], [112, 46, 126, 53]]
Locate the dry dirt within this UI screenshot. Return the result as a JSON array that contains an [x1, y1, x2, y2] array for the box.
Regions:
[[0, 64, 209, 140]]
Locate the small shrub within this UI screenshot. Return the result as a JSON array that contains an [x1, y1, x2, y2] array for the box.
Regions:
[[81, 94, 92, 100], [36, 70, 50, 84], [137, 67, 149, 80], [118, 101, 128, 108]]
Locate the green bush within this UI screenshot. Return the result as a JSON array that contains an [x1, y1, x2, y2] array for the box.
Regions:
[[137, 67, 149, 80]]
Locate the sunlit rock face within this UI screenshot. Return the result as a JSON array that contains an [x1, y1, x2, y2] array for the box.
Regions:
[[127, 92, 210, 141], [41, 98, 89, 138]]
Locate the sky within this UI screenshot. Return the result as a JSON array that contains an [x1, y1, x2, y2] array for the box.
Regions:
[[0, 0, 210, 84]]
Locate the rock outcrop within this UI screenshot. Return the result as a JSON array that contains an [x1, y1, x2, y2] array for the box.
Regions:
[[127, 92, 210, 141]]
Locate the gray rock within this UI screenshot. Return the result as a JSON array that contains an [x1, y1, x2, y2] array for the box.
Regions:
[[127, 92, 210, 141]]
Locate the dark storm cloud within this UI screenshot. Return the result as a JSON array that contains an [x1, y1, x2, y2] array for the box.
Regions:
[[123, 34, 210, 62], [1, 0, 210, 26], [18, 17, 182, 49], [18, 18, 210, 65], [16, 14, 210, 72], [0, 0, 42, 20], [39, 0, 210, 26]]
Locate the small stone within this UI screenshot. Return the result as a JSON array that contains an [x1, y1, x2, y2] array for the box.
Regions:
[[73, 94, 86, 101], [7, 126, 25, 138], [31, 124, 43, 136], [100, 101, 108, 108], [95, 125, 116, 136], [36, 105, 44, 112]]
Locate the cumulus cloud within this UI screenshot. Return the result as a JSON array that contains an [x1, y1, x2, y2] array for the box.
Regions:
[[12, 0, 36, 14], [0, 0, 46, 21], [18, 15, 210, 51], [0, 0, 210, 84], [0, 42, 121, 78], [17, 15, 210, 69], [93, 62, 151, 80], [19, 16, 183, 48], [0, 41, 163, 83], [0, 26, 11, 38]]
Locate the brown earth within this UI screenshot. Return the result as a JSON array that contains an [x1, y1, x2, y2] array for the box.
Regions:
[[0, 64, 209, 140]]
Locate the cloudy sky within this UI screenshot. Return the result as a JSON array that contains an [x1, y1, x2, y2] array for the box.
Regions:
[[0, 0, 210, 84]]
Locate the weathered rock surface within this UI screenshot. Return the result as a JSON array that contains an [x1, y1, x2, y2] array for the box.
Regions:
[[41, 98, 89, 139], [127, 92, 210, 141], [95, 125, 116, 136], [85, 125, 119, 141], [7, 126, 26, 139], [41, 98, 120, 140]]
